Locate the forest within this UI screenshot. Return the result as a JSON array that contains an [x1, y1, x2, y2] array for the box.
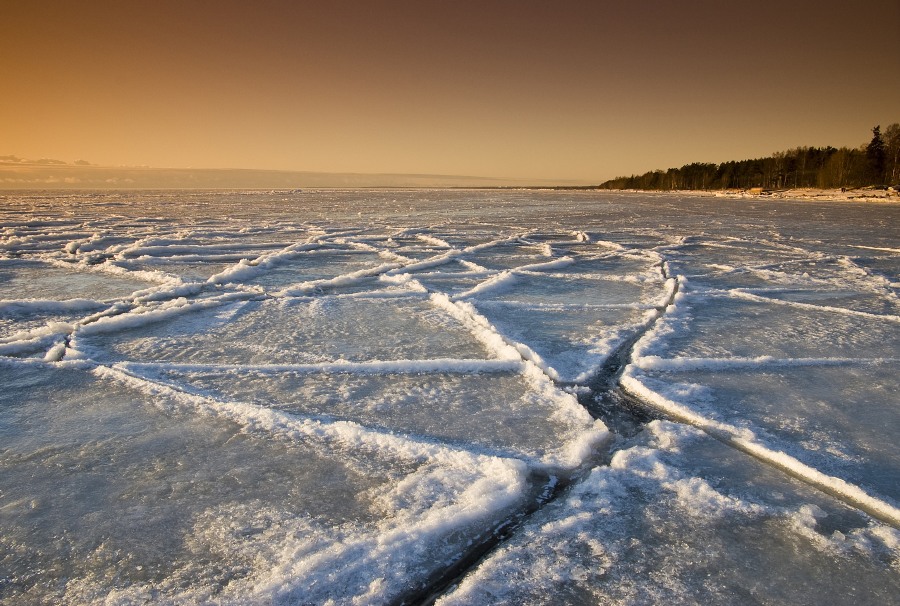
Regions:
[[599, 124, 900, 191]]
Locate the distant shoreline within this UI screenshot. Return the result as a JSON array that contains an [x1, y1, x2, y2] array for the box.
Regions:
[[593, 187, 900, 204], [0, 176, 900, 204], [0, 162, 586, 190]]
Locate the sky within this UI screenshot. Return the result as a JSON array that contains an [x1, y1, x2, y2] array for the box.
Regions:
[[2, 0, 899, 184]]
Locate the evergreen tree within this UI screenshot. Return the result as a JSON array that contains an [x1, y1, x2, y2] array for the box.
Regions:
[[598, 124, 896, 190], [866, 125, 886, 184], [883, 123, 900, 185]]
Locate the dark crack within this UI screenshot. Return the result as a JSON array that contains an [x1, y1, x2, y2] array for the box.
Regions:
[[398, 470, 573, 606], [401, 282, 681, 605]]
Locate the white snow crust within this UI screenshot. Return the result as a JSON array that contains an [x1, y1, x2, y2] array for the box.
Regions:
[[1, 189, 898, 604]]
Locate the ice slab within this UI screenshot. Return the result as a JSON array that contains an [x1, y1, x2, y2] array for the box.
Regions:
[[665, 240, 810, 270], [623, 363, 900, 504], [422, 231, 503, 249], [462, 243, 554, 270], [466, 273, 664, 307], [548, 253, 663, 279], [853, 255, 899, 287], [0, 315, 76, 349], [404, 259, 485, 275], [380, 240, 452, 261], [476, 303, 655, 382], [669, 259, 888, 295], [518, 231, 588, 244], [3, 190, 899, 603], [72, 296, 493, 364], [286, 275, 421, 296], [0, 259, 153, 301], [642, 293, 900, 360], [743, 288, 900, 316], [0, 314, 61, 339], [438, 421, 900, 606], [127, 367, 604, 468], [675, 267, 807, 290], [391, 249, 446, 262], [409, 272, 493, 296], [112, 259, 239, 282], [234, 249, 389, 289], [0, 361, 530, 604], [589, 231, 671, 250], [117, 241, 289, 260], [0, 299, 105, 342], [669, 253, 899, 315]]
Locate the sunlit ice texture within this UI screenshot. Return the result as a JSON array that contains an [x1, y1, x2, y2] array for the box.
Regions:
[[0, 189, 898, 604]]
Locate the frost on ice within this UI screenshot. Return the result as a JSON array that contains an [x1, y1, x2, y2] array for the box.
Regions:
[[1, 189, 898, 604]]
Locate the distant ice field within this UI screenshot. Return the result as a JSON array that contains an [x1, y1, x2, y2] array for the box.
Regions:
[[1, 189, 898, 604]]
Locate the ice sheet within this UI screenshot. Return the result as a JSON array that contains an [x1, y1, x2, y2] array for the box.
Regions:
[[0, 361, 530, 604], [72, 296, 493, 365], [123, 367, 605, 468], [438, 421, 900, 606], [112, 259, 242, 282], [475, 303, 656, 382], [2, 189, 898, 604], [464, 273, 664, 307], [233, 248, 389, 288], [624, 363, 900, 504], [0, 259, 155, 301], [637, 291, 900, 360], [460, 243, 555, 270]]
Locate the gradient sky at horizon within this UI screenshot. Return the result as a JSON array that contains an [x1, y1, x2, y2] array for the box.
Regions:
[[2, 1, 899, 183]]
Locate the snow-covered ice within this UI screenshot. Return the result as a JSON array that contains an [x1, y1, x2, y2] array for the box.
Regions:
[[1, 189, 898, 604], [0, 362, 529, 604], [437, 421, 900, 606]]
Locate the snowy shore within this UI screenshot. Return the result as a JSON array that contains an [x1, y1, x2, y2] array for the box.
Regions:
[[608, 187, 900, 203]]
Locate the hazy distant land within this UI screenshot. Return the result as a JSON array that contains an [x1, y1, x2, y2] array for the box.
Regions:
[[0, 158, 578, 190]]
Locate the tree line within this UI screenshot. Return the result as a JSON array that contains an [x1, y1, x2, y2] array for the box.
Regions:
[[599, 124, 900, 191]]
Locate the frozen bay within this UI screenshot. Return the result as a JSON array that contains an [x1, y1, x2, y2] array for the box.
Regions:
[[0, 189, 898, 604]]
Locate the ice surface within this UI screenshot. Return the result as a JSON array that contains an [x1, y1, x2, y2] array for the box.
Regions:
[[543, 251, 664, 278], [127, 367, 604, 467], [437, 421, 900, 606], [112, 259, 242, 282], [233, 248, 389, 289], [459, 242, 555, 270], [0, 259, 154, 301], [637, 291, 900, 360], [72, 296, 493, 365], [1, 189, 898, 603], [663, 239, 811, 273], [466, 273, 662, 307], [0, 361, 529, 604], [474, 303, 656, 382], [627, 363, 900, 504], [407, 271, 493, 295]]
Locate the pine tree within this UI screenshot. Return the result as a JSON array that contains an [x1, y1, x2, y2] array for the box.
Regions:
[[883, 123, 900, 185], [866, 125, 886, 184]]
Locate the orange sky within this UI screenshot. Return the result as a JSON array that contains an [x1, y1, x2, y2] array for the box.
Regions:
[[2, 1, 899, 183]]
